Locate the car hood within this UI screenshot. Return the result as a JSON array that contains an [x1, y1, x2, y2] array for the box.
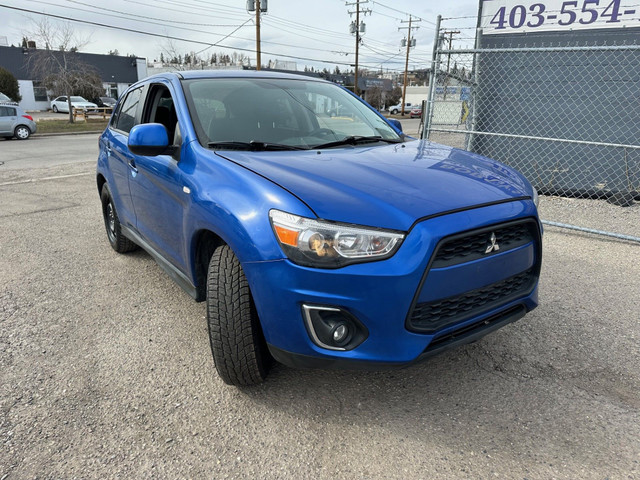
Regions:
[[215, 140, 532, 231]]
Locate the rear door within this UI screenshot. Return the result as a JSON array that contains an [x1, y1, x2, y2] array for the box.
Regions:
[[0, 106, 17, 135], [104, 86, 145, 230]]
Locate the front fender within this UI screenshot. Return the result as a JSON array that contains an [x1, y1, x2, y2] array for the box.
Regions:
[[182, 143, 315, 283]]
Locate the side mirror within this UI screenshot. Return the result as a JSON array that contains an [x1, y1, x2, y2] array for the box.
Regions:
[[387, 118, 403, 134], [128, 123, 170, 156]]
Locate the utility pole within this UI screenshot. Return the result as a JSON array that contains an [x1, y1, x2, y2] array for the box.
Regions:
[[441, 30, 460, 100], [399, 16, 420, 115], [248, 0, 267, 70], [346, 0, 370, 97], [255, 0, 261, 70]]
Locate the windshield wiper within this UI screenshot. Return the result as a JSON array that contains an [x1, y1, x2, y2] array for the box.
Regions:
[[312, 135, 403, 150], [207, 140, 309, 151]]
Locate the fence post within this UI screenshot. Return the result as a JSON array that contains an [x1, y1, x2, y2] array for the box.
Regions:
[[422, 15, 441, 141], [465, 26, 483, 152]]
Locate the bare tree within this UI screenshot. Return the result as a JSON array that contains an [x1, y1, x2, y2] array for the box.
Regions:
[[25, 18, 103, 122], [365, 86, 383, 111]]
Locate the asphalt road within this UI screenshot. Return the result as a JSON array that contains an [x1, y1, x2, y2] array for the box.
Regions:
[[1, 135, 639, 479]]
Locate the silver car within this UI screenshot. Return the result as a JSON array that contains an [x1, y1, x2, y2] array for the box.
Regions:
[[0, 104, 37, 140]]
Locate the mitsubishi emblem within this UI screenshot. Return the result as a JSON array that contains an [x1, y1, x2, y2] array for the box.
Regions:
[[485, 232, 500, 254]]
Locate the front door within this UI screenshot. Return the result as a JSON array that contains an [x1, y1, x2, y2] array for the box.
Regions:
[[128, 81, 189, 272]]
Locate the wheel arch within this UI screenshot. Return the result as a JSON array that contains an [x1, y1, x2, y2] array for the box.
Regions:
[[96, 173, 107, 196], [191, 229, 225, 302]]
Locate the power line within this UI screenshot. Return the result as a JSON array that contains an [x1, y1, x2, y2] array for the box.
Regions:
[[62, 0, 240, 27], [0, 3, 395, 69], [20, 0, 351, 58]]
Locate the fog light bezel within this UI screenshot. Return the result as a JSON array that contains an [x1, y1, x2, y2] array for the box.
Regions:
[[302, 304, 368, 351]]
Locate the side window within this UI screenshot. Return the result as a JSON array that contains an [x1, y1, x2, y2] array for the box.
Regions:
[[114, 87, 143, 134], [0, 107, 16, 117], [143, 85, 179, 144]]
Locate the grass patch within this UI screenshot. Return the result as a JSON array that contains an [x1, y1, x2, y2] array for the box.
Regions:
[[36, 118, 108, 134]]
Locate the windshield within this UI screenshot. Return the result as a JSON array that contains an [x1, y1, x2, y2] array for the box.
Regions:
[[182, 77, 401, 149], [70, 96, 87, 102]]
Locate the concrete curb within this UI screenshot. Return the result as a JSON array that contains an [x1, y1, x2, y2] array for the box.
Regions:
[[33, 131, 104, 138]]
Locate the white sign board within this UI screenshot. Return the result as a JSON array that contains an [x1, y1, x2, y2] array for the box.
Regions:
[[481, 0, 640, 34]]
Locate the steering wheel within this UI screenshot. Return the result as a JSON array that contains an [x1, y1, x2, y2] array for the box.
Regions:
[[307, 128, 335, 138]]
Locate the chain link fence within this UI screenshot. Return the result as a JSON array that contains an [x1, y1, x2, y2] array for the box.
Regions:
[[423, 22, 640, 242]]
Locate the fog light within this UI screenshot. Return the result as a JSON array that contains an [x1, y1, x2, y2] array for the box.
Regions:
[[331, 323, 352, 346], [302, 304, 367, 351]]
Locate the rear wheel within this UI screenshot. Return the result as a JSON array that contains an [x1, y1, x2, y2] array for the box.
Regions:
[[14, 126, 31, 140], [100, 186, 138, 253], [206, 244, 271, 386]]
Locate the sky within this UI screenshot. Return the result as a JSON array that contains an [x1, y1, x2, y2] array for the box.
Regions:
[[0, 0, 480, 72]]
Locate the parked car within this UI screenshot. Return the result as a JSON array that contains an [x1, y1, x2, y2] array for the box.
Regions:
[[0, 92, 19, 105], [0, 104, 37, 140], [409, 105, 423, 118], [50, 96, 98, 113], [389, 102, 413, 114], [97, 71, 541, 386], [91, 96, 117, 109]]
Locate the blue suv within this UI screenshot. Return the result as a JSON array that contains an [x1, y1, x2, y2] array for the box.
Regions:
[[96, 71, 542, 386]]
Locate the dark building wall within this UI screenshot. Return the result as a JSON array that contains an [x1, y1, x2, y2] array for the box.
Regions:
[[0, 46, 142, 83]]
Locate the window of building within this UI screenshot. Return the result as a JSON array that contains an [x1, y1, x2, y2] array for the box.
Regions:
[[33, 82, 48, 102]]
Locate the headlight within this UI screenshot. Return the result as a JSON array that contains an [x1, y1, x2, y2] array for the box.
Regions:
[[532, 189, 539, 209], [269, 209, 405, 268]]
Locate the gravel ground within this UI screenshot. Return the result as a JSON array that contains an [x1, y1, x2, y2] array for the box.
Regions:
[[0, 137, 639, 479]]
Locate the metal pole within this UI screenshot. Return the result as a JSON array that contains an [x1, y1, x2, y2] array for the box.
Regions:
[[401, 16, 412, 116], [423, 15, 441, 141], [541, 220, 640, 244], [466, 25, 483, 151], [255, 0, 261, 70]]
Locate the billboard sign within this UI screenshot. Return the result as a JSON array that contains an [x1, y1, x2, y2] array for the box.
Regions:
[[481, 0, 640, 34]]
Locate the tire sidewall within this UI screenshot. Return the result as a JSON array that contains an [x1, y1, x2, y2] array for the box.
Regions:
[[100, 186, 119, 249], [14, 126, 30, 140]]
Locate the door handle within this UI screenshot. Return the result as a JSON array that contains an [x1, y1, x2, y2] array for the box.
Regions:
[[128, 158, 138, 173]]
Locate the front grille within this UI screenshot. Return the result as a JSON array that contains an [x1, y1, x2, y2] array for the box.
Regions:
[[432, 220, 537, 268], [407, 268, 536, 333]]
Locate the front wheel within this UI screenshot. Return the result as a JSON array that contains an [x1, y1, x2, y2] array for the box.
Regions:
[[52, 105, 58, 113], [206, 245, 271, 386], [100, 186, 138, 253], [14, 126, 31, 140]]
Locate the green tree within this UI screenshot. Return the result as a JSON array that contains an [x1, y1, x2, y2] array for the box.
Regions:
[[0, 67, 22, 102]]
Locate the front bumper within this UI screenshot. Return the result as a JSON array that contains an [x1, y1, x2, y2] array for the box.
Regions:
[[243, 199, 541, 369]]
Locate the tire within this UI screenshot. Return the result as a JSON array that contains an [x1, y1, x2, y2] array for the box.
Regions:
[[206, 245, 271, 386], [14, 125, 31, 140], [52, 105, 58, 113], [390, 109, 398, 114], [100, 186, 138, 253]]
